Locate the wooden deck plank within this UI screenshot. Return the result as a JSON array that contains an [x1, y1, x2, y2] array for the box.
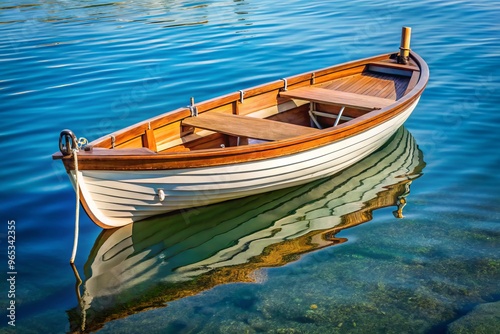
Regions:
[[324, 77, 349, 90], [323, 75, 357, 90], [361, 76, 394, 97], [350, 73, 396, 98], [374, 77, 400, 99], [365, 84, 393, 99], [326, 75, 356, 91], [323, 71, 411, 101], [378, 85, 397, 99], [349, 74, 388, 96], [330, 74, 366, 92], [341, 74, 375, 94], [364, 74, 400, 98], [182, 112, 320, 141], [280, 87, 394, 110], [327, 73, 387, 98]]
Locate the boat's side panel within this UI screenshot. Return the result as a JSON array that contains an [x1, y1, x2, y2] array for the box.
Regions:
[[76, 99, 419, 228]]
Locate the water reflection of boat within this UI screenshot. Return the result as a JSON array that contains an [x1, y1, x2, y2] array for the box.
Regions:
[[68, 127, 425, 333]]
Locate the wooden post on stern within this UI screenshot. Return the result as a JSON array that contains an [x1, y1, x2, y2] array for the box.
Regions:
[[398, 26, 412, 64]]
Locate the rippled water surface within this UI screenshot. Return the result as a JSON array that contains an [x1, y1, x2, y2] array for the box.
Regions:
[[1, 0, 499, 333]]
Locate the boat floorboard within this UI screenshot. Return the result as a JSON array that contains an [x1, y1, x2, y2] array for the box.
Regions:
[[324, 71, 410, 100]]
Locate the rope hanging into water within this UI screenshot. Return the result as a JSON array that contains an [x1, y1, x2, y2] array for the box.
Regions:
[[58, 130, 87, 264], [70, 147, 80, 264]]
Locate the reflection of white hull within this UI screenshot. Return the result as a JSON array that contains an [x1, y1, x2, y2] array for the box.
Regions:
[[73, 100, 418, 228], [79, 127, 424, 317]]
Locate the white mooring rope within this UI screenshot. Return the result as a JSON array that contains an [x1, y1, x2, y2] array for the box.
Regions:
[[70, 148, 80, 264]]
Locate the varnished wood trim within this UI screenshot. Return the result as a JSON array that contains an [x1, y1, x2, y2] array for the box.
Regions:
[[78, 148, 156, 156], [404, 70, 421, 95], [195, 92, 240, 113]]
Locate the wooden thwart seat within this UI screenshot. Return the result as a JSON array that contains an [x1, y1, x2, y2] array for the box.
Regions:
[[280, 87, 394, 111], [182, 112, 320, 141], [368, 60, 420, 72]]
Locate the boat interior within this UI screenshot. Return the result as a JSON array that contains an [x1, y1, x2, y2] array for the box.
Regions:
[[90, 54, 420, 154]]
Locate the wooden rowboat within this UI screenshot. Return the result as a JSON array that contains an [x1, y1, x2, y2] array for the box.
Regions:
[[53, 28, 429, 229]]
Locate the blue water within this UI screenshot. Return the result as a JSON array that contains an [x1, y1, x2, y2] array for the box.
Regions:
[[1, 0, 499, 333]]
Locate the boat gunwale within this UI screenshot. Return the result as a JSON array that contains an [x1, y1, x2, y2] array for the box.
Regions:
[[53, 51, 429, 171]]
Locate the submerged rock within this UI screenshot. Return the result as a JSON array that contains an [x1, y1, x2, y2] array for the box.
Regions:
[[447, 301, 500, 334]]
